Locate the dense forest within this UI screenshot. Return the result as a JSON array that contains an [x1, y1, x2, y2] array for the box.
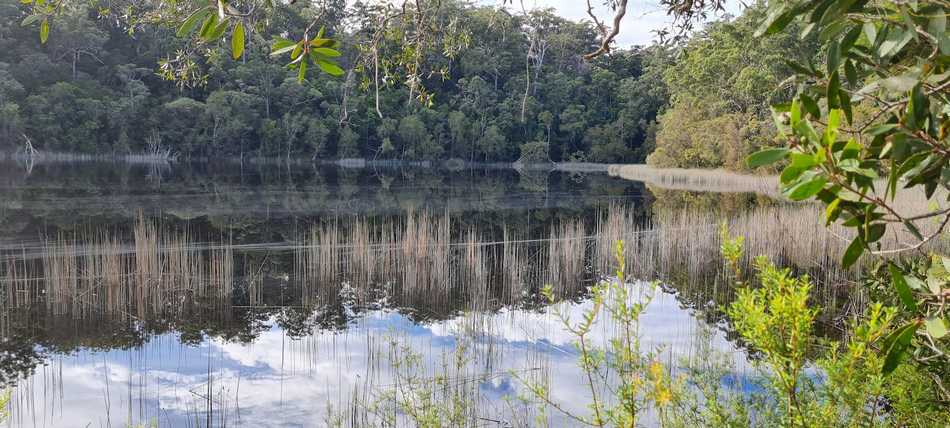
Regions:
[[0, 0, 809, 166]]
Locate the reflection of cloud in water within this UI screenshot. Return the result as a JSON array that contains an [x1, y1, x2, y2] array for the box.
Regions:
[[11, 283, 751, 427]]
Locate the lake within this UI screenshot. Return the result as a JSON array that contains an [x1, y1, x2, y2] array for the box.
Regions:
[[1, 160, 861, 427]]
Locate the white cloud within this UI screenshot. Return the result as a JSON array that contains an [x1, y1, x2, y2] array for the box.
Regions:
[[12, 285, 752, 427]]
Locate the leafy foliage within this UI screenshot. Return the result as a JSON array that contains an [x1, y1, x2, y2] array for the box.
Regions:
[[745, 0, 950, 395], [1, 0, 664, 162], [648, 4, 818, 170]]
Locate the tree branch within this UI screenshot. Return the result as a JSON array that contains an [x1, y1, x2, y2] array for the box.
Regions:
[[584, 0, 628, 60]]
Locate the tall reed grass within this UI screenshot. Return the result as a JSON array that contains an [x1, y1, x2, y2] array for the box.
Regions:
[[0, 216, 233, 320], [7, 198, 939, 325]]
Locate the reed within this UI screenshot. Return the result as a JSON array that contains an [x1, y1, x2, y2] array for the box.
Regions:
[[291, 211, 600, 310], [546, 218, 588, 295], [9, 197, 937, 323], [1, 216, 235, 320]]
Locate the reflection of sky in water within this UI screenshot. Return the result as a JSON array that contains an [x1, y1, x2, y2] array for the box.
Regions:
[[9, 283, 753, 427]]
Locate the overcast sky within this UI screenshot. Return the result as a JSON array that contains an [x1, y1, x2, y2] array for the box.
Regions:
[[482, 0, 743, 46]]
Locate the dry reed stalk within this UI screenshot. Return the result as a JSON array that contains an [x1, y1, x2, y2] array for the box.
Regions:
[[461, 228, 489, 306], [501, 227, 527, 302], [349, 218, 374, 288], [133, 213, 159, 319], [546, 219, 588, 294], [428, 214, 451, 295], [8, 215, 239, 320], [209, 245, 234, 299], [42, 236, 80, 316]]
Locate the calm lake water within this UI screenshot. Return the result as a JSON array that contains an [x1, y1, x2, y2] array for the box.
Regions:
[[0, 160, 759, 427]]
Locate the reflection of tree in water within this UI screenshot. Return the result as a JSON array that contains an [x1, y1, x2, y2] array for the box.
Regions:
[[517, 168, 549, 192], [0, 201, 884, 386], [0, 161, 645, 239], [646, 185, 771, 215]]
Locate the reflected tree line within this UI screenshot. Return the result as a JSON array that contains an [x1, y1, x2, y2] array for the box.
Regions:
[[0, 199, 875, 387]]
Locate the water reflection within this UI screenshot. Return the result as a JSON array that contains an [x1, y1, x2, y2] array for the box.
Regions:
[[0, 161, 891, 427], [6, 283, 751, 428], [0, 160, 644, 244]]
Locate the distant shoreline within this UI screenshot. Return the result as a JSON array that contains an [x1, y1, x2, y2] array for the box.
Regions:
[[607, 164, 780, 196], [0, 151, 614, 172]]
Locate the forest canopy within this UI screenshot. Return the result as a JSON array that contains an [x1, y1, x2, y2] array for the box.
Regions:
[[0, 1, 692, 162]]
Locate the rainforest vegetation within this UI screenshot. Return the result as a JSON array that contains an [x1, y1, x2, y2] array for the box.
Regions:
[[0, 0, 663, 162], [0, 0, 811, 166]]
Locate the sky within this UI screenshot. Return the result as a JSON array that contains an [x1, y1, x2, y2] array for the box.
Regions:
[[14, 283, 754, 427], [483, 0, 744, 46]]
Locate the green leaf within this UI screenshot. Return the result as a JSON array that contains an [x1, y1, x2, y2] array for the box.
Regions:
[[316, 59, 344, 76], [842, 236, 864, 268], [781, 166, 806, 184], [785, 59, 815, 76], [867, 124, 897, 136], [231, 21, 245, 60], [746, 148, 789, 168], [825, 198, 842, 225], [878, 28, 913, 57], [794, 119, 821, 144], [271, 41, 298, 57], [838, 159, 878, 178], [297, 57, 307, 82], [790, 152, 818, 169], [903, 220, 923, 241], [865, 223, 886, 243], [198, 14, 216, 39], [839, 89, 853, 124], [827, 71, 840, 109], [205, 16, 229, 41], [925, 317, 947, 339], [310, 38, 335, 48], [929, 13, 947, 39], [825, 109, 841, 144], [844, 60, 857, 87], [809, 0, 837, 24], [900, 7, 918, 42], [39, 18, 48, 44], [21, 14, 40, 27], [312, 47, 341, 57], [177, 8, 210, 38], [826, 40, 841, 75], [888, 263, 918, 312], [862, 22, 877, 45], [801, 94, 820, 118], [786, 176, 827, 200], [881, 321, 920, 376], [905, 275, 925, 291], [790, 98, 801, 126], [840, 24, 862, 52], [290, 43, 303, 60], [757, 5, 799, 37]]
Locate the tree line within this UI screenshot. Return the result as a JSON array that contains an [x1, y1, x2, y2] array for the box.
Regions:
[[0, 0, 665, 163], [0, 0, 813, 167]]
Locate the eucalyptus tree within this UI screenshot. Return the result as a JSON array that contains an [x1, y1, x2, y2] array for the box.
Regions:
[[746, 0, 949, 397]]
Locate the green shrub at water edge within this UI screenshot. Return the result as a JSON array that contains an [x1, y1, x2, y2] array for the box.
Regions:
[[517, 234, 948, 427]]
